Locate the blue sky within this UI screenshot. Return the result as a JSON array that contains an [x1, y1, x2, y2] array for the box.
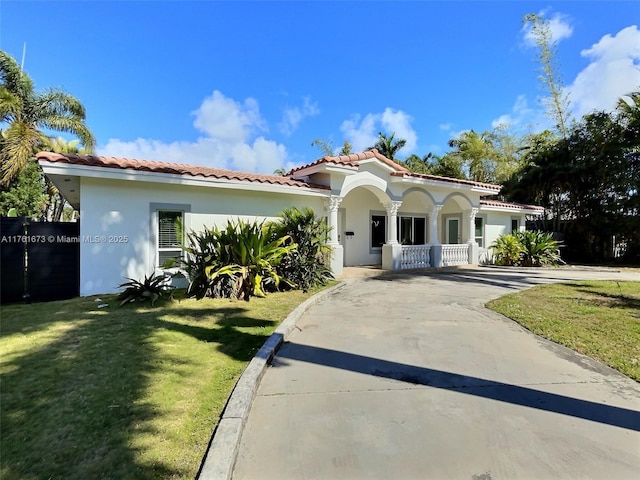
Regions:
[[1, 1, 639, 174]]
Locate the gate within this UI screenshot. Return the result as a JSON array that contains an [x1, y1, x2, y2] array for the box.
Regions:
[[0, 217, 80, 304]]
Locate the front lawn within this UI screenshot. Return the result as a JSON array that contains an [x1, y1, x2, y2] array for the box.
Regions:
[[0, 286, 329, 479], [486, 281, 640, 381]]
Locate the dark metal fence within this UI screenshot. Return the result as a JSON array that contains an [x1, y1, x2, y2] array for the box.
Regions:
[[1, 217, 80, 304]]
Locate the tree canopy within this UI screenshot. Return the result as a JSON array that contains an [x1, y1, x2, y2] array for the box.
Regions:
[[0, 50, 95, 186]]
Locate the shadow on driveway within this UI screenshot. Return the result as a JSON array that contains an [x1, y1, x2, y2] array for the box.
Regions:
[[274, 342, 640, 432]]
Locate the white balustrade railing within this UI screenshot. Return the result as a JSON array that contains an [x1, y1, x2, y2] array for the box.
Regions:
[[400, 244, 431, 269], [441, 244, 469, 266]]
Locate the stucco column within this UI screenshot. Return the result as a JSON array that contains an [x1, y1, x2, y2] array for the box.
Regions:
[[465, 207, 480, 264], [325, 196, 343, 244], [428, 204, 443, 245], [465, 207, 479, 244], [383, 201, 402, 244], [324, 196, 343, 275], [382, 200, 402, 270]]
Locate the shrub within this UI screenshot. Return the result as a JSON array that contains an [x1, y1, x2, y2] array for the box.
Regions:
[[270, 207, 333, 292], [490, 230, 563, 267], [490, 233, 524, 266], [183, 220, 296, 301], [117, 272, 174, 307], [515, 230, 563, 266]]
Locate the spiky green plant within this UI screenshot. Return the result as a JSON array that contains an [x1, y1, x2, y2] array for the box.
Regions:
[[515, 230, 563, 266], [117, 272, 174, 307], [270, 207, 333, 292], [490, 233, 524, 266]]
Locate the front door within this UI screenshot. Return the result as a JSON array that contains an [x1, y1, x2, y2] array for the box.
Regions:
[[447, 218, 460, 244]]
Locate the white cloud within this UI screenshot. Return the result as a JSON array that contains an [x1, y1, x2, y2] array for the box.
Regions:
[[193, 90, 265, 142], [569, 25, 640, 117], [491, 95, 538, 129], [340, 113, 378, 152], [523, 11, 573, 46], [380, 108, 418, 152], [99, 91, 288, 174], [439, 123, 453, 131], [340, 108, 418, 156], [496, 25, 639, 134], [278, 97, 320, 136]]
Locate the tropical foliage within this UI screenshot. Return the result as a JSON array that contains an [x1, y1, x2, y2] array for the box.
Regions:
[[490, 230, 562, 267], [502, 90, 640, 263], [184, 220, 296, 301], [117, 272, 175, 307], [183, 209, 333, 300], [271, 207, 333, 292], [490, 233, 524, 266], [369, 131, 407, 161], [0, 50, 95, 186], [0, 157, 46, 217]]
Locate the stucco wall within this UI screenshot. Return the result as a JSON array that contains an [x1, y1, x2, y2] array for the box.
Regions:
[[482, 211, 526, 249], [340, 188, 384, 266], [79, 177, 324, 296]]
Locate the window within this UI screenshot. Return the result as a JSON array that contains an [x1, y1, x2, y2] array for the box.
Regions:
[[475, 217, 484, 247], [158, 211, 184, 267], [371, 215, 386, 248], [511, 218, 520, 233], [397, 215, 427, 245]]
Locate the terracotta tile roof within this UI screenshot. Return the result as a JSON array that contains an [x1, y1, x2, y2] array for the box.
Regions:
[[36, 152, 330, 190], [289, 149, 411, 175], [480, 199, 545, 211], [289, 149, 501, 191], [392, 171, 501, 191]]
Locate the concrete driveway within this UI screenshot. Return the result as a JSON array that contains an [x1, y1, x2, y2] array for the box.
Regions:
[[233, 267, 640, 480]]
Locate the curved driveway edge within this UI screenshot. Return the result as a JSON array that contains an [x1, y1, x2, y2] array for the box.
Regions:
[[232, 267, 640, 480], [197, 282, 346, 480]]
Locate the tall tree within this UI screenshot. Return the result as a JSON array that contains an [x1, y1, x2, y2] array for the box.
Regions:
[[523, 13, 572, 138], [311, 138, 353, 156], [502, 91, 640, 262], [369, 131, 407, 161], [0, 50, 95, 185]]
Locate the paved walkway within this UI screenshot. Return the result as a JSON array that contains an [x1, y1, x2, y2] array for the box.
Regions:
[[233, 267, 640, 479]]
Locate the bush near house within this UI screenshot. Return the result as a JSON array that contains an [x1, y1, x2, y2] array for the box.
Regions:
[[490, 230, 562, 267], [182, 209, 332, 300], [271, 207, 334, 292]]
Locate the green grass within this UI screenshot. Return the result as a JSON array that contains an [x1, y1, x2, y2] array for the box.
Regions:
[[486, 281, 640, 381], [0, 285, 333, 480]]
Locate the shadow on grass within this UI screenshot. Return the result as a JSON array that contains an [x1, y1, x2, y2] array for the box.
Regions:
[[573, 282, 640, 312], [0, 297, 275, 479]]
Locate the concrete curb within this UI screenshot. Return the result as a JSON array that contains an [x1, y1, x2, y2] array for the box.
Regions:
[[197, 282, 347, 480]]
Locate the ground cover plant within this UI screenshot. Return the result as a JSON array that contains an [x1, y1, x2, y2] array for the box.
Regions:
[[0, 285, 329, 479], [486, 281, 640, 381]]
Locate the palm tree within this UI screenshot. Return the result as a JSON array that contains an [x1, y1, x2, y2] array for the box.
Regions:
[[0, 50, 95, 185], [369, 132, 407, 161]]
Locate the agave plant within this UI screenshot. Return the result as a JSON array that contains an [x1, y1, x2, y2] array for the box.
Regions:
[[515, 230, 563, 266], [117, 272, 174, 307], [490, 233, 524, 266]]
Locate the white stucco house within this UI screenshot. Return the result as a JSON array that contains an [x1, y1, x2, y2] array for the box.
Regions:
[[37, 150, 543, 296]]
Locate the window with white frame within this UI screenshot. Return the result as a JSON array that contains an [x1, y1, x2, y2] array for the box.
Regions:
[[397, 215, 427, 245], [475, 216, 485, 247], [511, 217, 520, 233], [158, 210, 184, 267]]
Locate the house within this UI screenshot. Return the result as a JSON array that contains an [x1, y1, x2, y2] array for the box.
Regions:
[[37, 150, 543, 296]]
